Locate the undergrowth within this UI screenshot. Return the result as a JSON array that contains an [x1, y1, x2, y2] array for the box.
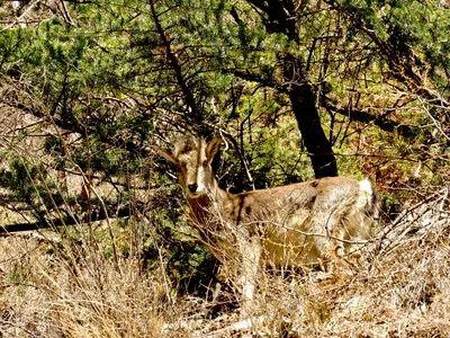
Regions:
[[0, 189, 448, 337]]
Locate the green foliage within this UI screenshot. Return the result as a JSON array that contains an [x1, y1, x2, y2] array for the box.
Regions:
[[0, 158, 63, 212], [336, 0, 450, 88], [0, 0, 448, 292]]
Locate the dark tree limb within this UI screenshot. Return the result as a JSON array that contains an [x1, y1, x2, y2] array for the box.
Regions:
[[0, 202, 139, 234], [227, 67, 420, 139], [1, 97, 145, 155], [149, 0, 203, 126], [322, 97, 419, 139], [246, 0, 298, 42], [224, 69, 283, 92]]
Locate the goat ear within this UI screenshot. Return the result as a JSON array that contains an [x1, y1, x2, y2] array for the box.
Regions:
[[151, 146, 178, 165], [206, 137, 222, 161]]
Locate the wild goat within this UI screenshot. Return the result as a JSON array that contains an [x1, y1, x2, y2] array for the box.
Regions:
[[158, 135, 378, 312]]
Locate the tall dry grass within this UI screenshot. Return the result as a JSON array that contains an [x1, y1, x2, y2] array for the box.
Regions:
[[0, 188, 449, 337]]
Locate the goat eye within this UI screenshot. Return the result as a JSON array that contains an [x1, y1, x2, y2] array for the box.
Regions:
[[202, 160, 208, 167]]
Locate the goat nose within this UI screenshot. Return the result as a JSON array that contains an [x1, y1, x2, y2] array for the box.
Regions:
[[188, 183, 198, 193]]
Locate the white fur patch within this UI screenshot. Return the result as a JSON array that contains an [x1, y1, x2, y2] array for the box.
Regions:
[[196, 167, 207, 193], [357, 178, 373, 208]]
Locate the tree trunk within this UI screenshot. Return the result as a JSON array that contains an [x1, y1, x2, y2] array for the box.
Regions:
[[282, 53, 337, 178], [245, 0, 338, 178], [288, 83, 338, 178]]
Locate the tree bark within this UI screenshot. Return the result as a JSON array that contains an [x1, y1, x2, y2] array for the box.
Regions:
[[284, 61, 338, 177], [288, 82, 338, 177]]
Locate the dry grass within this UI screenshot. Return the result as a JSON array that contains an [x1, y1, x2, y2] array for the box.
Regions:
[[0, 189, 449, 338], [0, 235, 169, 337]]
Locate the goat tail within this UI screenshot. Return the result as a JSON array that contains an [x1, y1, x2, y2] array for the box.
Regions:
[[357, 178, 379, 220]]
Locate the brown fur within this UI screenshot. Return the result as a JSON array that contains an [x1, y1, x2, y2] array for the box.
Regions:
[[159, 136, 378, 314]]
